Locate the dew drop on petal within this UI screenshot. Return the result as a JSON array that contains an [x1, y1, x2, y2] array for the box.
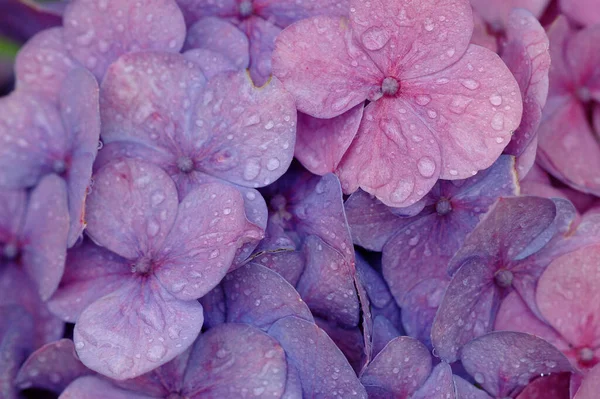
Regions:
[[491, 113, 504, 131], [489, 94, 502, 106], [266, 158, 280, 171], [361, 26, 390, 50], [417, 156, 436, 177], [460, 79, 480, 90]]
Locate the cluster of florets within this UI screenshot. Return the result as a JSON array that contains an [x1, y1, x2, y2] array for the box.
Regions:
[[1, 0, 600, 398]]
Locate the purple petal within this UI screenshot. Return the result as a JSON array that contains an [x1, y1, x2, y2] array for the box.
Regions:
[[239, 16, 282, 86], [360, 336, 432, 399], [184, 17, 249, 69], [315, 317, 365, 373], [15, 339, 93, 393], [249, 251, 306, 287], [355, 254, 394, 310], [182, 324, 287, 399], [461, 331, 572, 397], [21, 174, 69, 300], [223, 263, 313, 330], [47, 240, 130, 323], [85, 159, 179, 260], [0, 189, 26, 242], [60, 376, 152, 399], [372, 316, 401, 358], [295, 105, 363, 176], [183, 48, 238, 80], [454, 376, 493, 399], [155, 182, 263, 300], [62, 0, 186, 79], [74, 278, 204, 380], [297, 235, 359, 327], [268, 316, 367, 398], [412, 362, 456, 399], [0, 306, 34, 399], [198, 285, 226, 329]]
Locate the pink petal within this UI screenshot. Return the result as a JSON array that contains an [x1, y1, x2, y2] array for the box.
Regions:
[[295, 105, 363, 175], [297, 235, 360, 328], [359, 336, 432, 398], [471, 0, 550, 31], [47, 241, 130, 323], [349, 0, 473, 79], [222, 263, 314, 330], [62, 0, 186, 79], [239, 16, 282, 86], [60, 376, 153, 399], [574, 364, 600, 399], [516, 373, 570, 399], [15, 27, 77, 100], [60, 68, 101, 247], [272, 15, 381, 118], [559, 0, 600, 27], [155, 182, 263, 300], [470, 13, 498, 53], [21, 174, 69, 300], [412, 362, 456, 399], [344, 189, 414, 251], [536, 244, 600, 355], [502, 9, 550, 157], [192, 71, 296, 188], [537, 97, 600, 195], [184, 17, 249, 69], [461, 332, 572, 397], [182, 324, 287, 398], [85, 159, 179, 260], [15, 339, 93, 394], [402, 44, 523, 179], [183, 49, 238, 80], [74, 278, 204, 380], [336, 99, 442, 207], [268, 316, 368, 398]]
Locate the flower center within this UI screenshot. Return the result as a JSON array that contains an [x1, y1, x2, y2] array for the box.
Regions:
[[131, 256, 153, 275], [2, 243, 18, 261], [436, 198, 452, 215], [381, 77, 400, 96], [494, 269, 513, 288], [239, 0, 253, 17], [53, 159, 67, 175], [165, 394, 185, 399], [177, 156, 194, 173]]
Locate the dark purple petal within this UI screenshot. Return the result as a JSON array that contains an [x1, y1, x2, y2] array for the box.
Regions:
[[516, 373, 570, 399], [0, 306, 34, 399], [155, 182, 263, 300], [198, 285, 226, 329], [182, 323, 287, 399], [315, 317, 365, 373], [223, 263, 314, 330], [461, 331, 572, 398], [62, 0, 186, 79], [15, 339, 93, 393], [412, 362, 456, 399], [74, 278, 204, 380], [85, 159, 179, 260], [372, 316, 401, 358], [268, 316, 367, 398], [360, 336, 432, 399], [21, 174, 69, 300]]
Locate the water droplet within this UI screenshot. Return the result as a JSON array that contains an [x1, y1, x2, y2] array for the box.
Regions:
[[417, 157, 436, 177], [264, 120, 274, 130], [460, 79, 480, 90], [491, 113, 504, 131], [489, 94, 502, 106], [391, 180, 415, 203], [495, 137, 504, 144], [146, 219, 160, 237], [361, 26, 390, 50], [267, 158, 280, 171], [427, 110, 437, 119], [151, 192, 165, 206], [449, 169, 458, 176], [446, 48, 455, 57], [146, 344, 166, 362], [424, 18, 435, 31], [243, 159, 261, 181], [75, 342, 85, 350], [474, 373, 485, 384], [415, 95, 431, 106]]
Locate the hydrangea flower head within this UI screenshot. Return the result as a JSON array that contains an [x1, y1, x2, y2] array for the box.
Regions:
[[272, 0, 523, 207]]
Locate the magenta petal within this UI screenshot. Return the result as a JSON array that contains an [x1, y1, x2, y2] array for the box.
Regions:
[[559, 0, 600, 27], [296, 235, 359, 327], [60, 67, 100, 247], [223, 263, 313, 330], [74, 278, 203, 380], [402, 45, 523, 180], [502, 9, 550, 157], [15, 339, 93, 394], [0, 306, 34, 399], [182, 324, 287, 399], [295, 105, 363, 176], [15, 27, 77, 100], [336, 99, 442, 207], [460, 332, 572, 397], [360, 336, 432, 399], [268, 316, 367, 399], [516, 373, 570, 399], [239, 17, 281, 87], [193, 71, 296, 188], [155, 182, 262, 300], [272, 15, 381, 119], [184, 17, 249, 69], [412, 362, 456, 399], [85, 159, 179, 260], [349, 0, 473, 78], [471, 0, 550, 31], [574, 364, 600, 399], [21, 174, 69, 300], [47, 241, 130, 323], [60, 376, 153, 399], [183, 49, 238, 80], [62, 0, 186, 79]]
